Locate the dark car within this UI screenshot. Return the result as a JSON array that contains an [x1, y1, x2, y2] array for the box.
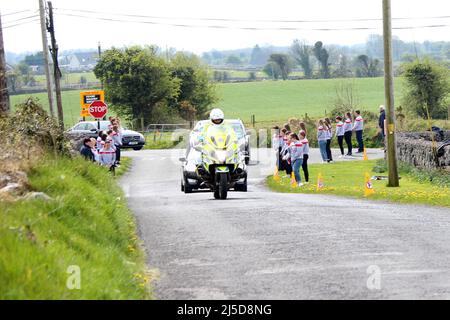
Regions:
[[67, 121, 146, 150]]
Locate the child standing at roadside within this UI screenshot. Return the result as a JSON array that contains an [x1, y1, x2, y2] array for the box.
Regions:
[[324, 118, 333, 163], [284, 133, 303, 186], [353, 110, 364, 153], [343, 112, 353, 156], [299, 130, 309, 183], [99, 140, 116, 171], [317, 119, 328, 163], [280, 130, 292, 176], [335, 116, 345, 157]]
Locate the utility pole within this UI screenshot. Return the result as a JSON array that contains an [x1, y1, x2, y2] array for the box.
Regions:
[[0, 12, 10, 115], [39, 0, 55, 117], [98, 41, 103, 90], [47, 1, 64, 128], [382, 0, 399, 187]]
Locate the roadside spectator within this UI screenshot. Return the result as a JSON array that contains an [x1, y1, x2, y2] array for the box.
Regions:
[[335, 116, 345, 157], [353, 110, 364, 153], [283, 132, 303, 186], [283, 123, 291, 132], [99, 140, 116, 171], [343, 112, 353, 156], [96, 131, 104, 150], [324, 117, 333, 163], [272, 126, 282, 169], [299, 122, 307, 135], [112, 125, 122, 166], [299, 130, 309, 183], [280, 130, 292, 176], [80, 138, 95, 162], [317, 119, 329, 163], [379, 105, 386, 139], [90, 137, 99, 162]]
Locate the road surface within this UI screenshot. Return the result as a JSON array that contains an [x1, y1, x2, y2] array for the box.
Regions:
[[120, 148, 450, 299]]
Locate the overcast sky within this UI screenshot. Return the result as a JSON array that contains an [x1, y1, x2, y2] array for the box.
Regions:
[[2, 0, 450, 54]]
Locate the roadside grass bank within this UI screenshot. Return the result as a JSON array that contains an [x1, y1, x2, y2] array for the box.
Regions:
[[0, 155, 151, 299], [266, 159, 450, 207]]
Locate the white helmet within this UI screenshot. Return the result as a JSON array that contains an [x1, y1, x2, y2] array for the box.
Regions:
[[209, 108, 224, 125]]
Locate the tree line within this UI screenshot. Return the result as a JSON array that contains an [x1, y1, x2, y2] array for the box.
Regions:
[[94, 46, 217, 128]]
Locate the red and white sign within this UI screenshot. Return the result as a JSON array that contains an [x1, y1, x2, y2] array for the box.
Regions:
[[89, 100, 108, 119]]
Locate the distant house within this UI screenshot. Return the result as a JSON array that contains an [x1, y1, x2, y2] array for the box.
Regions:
[[59, 52, 99, 72]]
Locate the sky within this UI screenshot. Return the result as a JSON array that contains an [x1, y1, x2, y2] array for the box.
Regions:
[[2, 0, 450, 54]]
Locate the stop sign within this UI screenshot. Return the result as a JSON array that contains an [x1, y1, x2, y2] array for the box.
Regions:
[[89, 100, 108, 119]]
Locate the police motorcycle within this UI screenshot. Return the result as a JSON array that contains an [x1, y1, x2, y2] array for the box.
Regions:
[[197, 124, 247, 199]]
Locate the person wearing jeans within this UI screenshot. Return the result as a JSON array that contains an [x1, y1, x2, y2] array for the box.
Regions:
[[317, 119, 329, 162], [353, 110, 364, 153], [335, 116, 345, 157], [283, 132, 304, 186], [299, 130, 309, 183], [343, 112, 353, 156]]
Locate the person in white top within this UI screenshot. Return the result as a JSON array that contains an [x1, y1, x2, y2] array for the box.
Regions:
[[299, 130, 309, 183], [324, 118, 333, 163], [343, 112, 353, 156], [353, 110, 364, 153], [335, 116, 345, 157]]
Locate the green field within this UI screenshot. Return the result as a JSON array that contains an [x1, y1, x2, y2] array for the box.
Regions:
[[10, 77, 403, 128], [216, 77, 404, 124]]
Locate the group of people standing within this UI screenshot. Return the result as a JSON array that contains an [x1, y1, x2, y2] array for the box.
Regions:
[[273, 124, 309, 187], [272, 110, 367, 186], [317, 110, 365, 163], [80, 117, 123, 170]]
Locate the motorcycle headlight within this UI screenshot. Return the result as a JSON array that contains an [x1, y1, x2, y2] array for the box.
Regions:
[[215, 150, 227, 163]]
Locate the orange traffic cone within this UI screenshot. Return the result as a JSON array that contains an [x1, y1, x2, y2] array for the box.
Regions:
[[364, 172, 375, 197], [316, 172, 324, 191], [363, 148, 369, 161]]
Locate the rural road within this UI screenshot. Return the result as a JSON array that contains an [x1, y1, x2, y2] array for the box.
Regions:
[[120, 147, 450, 299]]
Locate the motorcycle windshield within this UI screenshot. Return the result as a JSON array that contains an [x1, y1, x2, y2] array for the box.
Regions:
[[205, 125, 234, 150]]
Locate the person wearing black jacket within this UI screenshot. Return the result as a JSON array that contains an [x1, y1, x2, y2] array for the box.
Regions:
[[80, 138, 95, 162], [378, 105, 386, 138]]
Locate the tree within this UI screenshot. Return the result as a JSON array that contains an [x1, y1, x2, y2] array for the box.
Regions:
[[23, 52, 44, 66], [355, 55, 382, 77], [225, 55, 241, 65], [94, 46, 180, 126], [169, 52, 217, 119], [333, 54, 352, 78], [250, 45, 266, 66], [313, 41, 330, 78], [401, 59, 449, 119], [268, 53, 292, 80], [263, 62, 281, 80], [291, 40, 312, 78]]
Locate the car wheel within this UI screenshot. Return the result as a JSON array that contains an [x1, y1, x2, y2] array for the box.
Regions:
[[133, 147, 143, 151], [184, 175, 193, 193], [235, 178, 247, 192], [214, 189, 220, 199], [245, 157, 250, 165], [181, 179, 184, 192]]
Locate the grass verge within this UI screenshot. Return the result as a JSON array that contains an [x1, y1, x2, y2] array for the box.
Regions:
[[266, 160, 450, 207], [0, 155, 151, 299]]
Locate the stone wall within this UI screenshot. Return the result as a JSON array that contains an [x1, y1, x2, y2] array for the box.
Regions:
[[396, 131, 450, 169]]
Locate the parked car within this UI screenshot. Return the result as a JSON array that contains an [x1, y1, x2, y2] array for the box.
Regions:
[[67, 121, 146, 150]]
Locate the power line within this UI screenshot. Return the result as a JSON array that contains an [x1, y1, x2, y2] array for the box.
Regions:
[[55, 7, 450, 23], [1, 10, 34, 17], [55, 12, 450, 31], [3, 15, 40, 25], [3, 18, 40, 29]]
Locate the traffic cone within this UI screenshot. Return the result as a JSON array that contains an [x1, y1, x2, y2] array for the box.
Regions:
[[364, 172, 375, 197], [363, 148, 369, 161], [316, 172, 324, 191], [273, 166, 281, 182], [290, 172, 297, 188]]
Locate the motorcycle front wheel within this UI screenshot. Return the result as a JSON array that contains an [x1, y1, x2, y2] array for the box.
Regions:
[[218, 173, 228, 199]]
